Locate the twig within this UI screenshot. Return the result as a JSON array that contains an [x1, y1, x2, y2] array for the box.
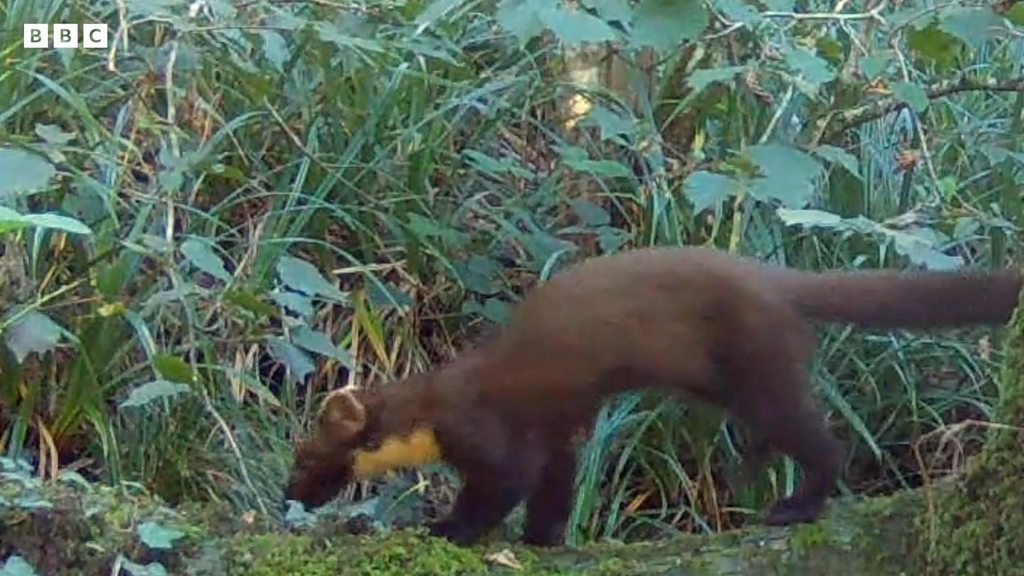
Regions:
[[820, 76, 1024, 142]]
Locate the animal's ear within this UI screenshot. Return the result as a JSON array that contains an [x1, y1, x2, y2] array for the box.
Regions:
[[315, 389, 367, 443]]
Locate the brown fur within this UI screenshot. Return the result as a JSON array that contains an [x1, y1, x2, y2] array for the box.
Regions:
[[284, 246, 1022, 547]]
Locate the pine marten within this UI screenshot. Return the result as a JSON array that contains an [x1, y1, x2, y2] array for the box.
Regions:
[[283, 246, 1022, 547]]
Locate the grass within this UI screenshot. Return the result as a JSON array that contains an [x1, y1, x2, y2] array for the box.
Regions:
[[0, 0, 1022, 546]]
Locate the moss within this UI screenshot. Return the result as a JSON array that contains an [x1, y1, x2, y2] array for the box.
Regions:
[[915, 274, 1024, 575]]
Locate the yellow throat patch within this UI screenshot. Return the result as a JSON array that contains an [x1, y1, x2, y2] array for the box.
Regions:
[[352, 428, 442, 479]]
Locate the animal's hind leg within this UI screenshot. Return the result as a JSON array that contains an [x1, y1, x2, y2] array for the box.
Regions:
[[726, 315, 843, 526]]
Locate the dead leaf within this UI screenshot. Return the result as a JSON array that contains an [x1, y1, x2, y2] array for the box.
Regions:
[[484, 549, 523, 570]]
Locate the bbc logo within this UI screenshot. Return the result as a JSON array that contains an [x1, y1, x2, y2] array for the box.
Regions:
[[23, 23, 109, 49]]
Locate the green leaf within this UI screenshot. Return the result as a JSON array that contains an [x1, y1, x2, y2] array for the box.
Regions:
[[906, 23, 962, 69], [687, 66, 744, 92], [260, 30, 289, 72], [291, 326, 353, 367], [582, 105, 637, 141], [572, 198, 611, 227], [34, 124, 75, 145], [776, 208, 844, 228], [3, 311, 65, 363], [711, 0, 761, 25], [180, 238, 232, 283], [120, 559, 168, 576], [496, 0, 546, 44], [683, 171, 740, 213], [939, 7, 1003, 48], [744, 144, 824, 207], [0, 207, 93, 236], [811, 145, 861, 178], [119, 380, 192, 409], [152, 354, 194, 384], [277, 256, 348, 303], [783, 46, 835, 97], [1007, 3, 1024, 26], [584, 0, 632, 22], [268, 337, 316, 383], [271, 290, 314, 318], [0, 555, 39, 576], [136, 521, 184, 550], [631, 0, 708, 53], [0, 148, 56, 201], [891, 81, 929, 113], [557, 145, 632, 178], [537, 2, 619, 45], [223, 289, 278, 318], [858, 52, 892, 79]]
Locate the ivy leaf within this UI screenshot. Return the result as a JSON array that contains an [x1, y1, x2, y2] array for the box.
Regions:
[[631, 0, 708, 53], [34, 124, 75, 145], [277, 256, 347, 303], [3, 311, 64, 363], [119, 380, 192, 409], [180, 238, 232, 283], [891, 81, 929, 113], [683, 171, 740, 213], [120, 559, 168, 576], [136, 521, 184, 550], [744, 144, 823, 207], [0, 148, 56, 202]]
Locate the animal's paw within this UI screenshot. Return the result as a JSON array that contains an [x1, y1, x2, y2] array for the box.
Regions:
[[428, 518, 479, 546], [763, 496, 824, 526], [520, 526, 565, 548]]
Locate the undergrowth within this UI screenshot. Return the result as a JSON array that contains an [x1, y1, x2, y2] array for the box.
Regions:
[[1, 0, 1023, 547]]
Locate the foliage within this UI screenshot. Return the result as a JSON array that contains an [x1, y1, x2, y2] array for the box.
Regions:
[[0, 0, 1022, 547]]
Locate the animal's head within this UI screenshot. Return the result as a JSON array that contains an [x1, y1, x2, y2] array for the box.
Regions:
[[284, 388, 370, 509]]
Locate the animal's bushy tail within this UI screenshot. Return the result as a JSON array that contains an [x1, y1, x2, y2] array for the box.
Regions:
[[765, 267, 1022, 330]]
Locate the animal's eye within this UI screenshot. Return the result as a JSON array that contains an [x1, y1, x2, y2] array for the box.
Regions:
[[364, 436, 381, 450]]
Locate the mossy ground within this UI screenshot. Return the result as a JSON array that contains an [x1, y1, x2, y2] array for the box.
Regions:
[[912, 276, 1024, 576]]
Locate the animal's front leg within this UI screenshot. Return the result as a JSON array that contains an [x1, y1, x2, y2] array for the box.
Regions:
[[429, 471, 532, 545]]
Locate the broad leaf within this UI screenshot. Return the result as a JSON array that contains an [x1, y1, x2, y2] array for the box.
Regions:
[[152, 354, 194, 384], [683, 171, 740, 213], [783, 46, 835, 97], [537, 2, 619, 45], [0, 556, 38, 576], [687, 66, 745, 93], [119, 380, 191, 409], [291, 326, 353, 367], [811, 145, 861, 178], [776, 208, 844, 228], [496, 0, 546, 44], [906, 23, 962, 69], [0, 207, 91, 236], [268, 337, 316, 383], [939, 7, 1003, 48], [891, 81, 929, 113], [711, 0, 761, 25], [631, 0, 708, 53], [181, 238, 232, 282], [136, 521, 184, 550], [4, 311, 64, 363], [277, 256, 348, 303], [744, 144, 824, 207], [0, 148, 56, 202]]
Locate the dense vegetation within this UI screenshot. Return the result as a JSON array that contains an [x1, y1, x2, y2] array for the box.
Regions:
[[2, 0, 1024, 557]]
